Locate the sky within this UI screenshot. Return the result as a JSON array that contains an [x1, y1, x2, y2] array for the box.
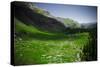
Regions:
[[34, 3, 97, 23]]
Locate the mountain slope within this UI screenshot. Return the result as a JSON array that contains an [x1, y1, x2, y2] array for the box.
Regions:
[[14, 2, 67, 33]]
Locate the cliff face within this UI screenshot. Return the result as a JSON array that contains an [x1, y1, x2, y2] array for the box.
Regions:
[[13, 2, 67, 33]]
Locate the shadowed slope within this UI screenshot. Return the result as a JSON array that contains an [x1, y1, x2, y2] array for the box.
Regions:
[[13, 2, 67, 33]]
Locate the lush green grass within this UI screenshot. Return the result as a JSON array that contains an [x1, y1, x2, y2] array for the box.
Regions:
[[14, 18, 89, 65]]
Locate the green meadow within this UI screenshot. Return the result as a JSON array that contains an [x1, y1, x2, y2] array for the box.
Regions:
[[14, 19, 89, 65]]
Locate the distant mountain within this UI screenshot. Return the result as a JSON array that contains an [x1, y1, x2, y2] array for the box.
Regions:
[[80, 22, 97, 29], [55, 17, 81, 28]]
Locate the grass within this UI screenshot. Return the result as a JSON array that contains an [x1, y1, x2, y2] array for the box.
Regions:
[[14, 18, 89, 65]]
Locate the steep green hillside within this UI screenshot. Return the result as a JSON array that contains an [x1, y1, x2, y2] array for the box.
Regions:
[[14, 2, 66, 33]]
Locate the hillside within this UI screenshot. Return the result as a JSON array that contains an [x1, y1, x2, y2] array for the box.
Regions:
[[14, 2, 66, 33]]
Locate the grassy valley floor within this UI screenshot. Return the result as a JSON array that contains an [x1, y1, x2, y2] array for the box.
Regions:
[[14, 18, 89, 65]]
